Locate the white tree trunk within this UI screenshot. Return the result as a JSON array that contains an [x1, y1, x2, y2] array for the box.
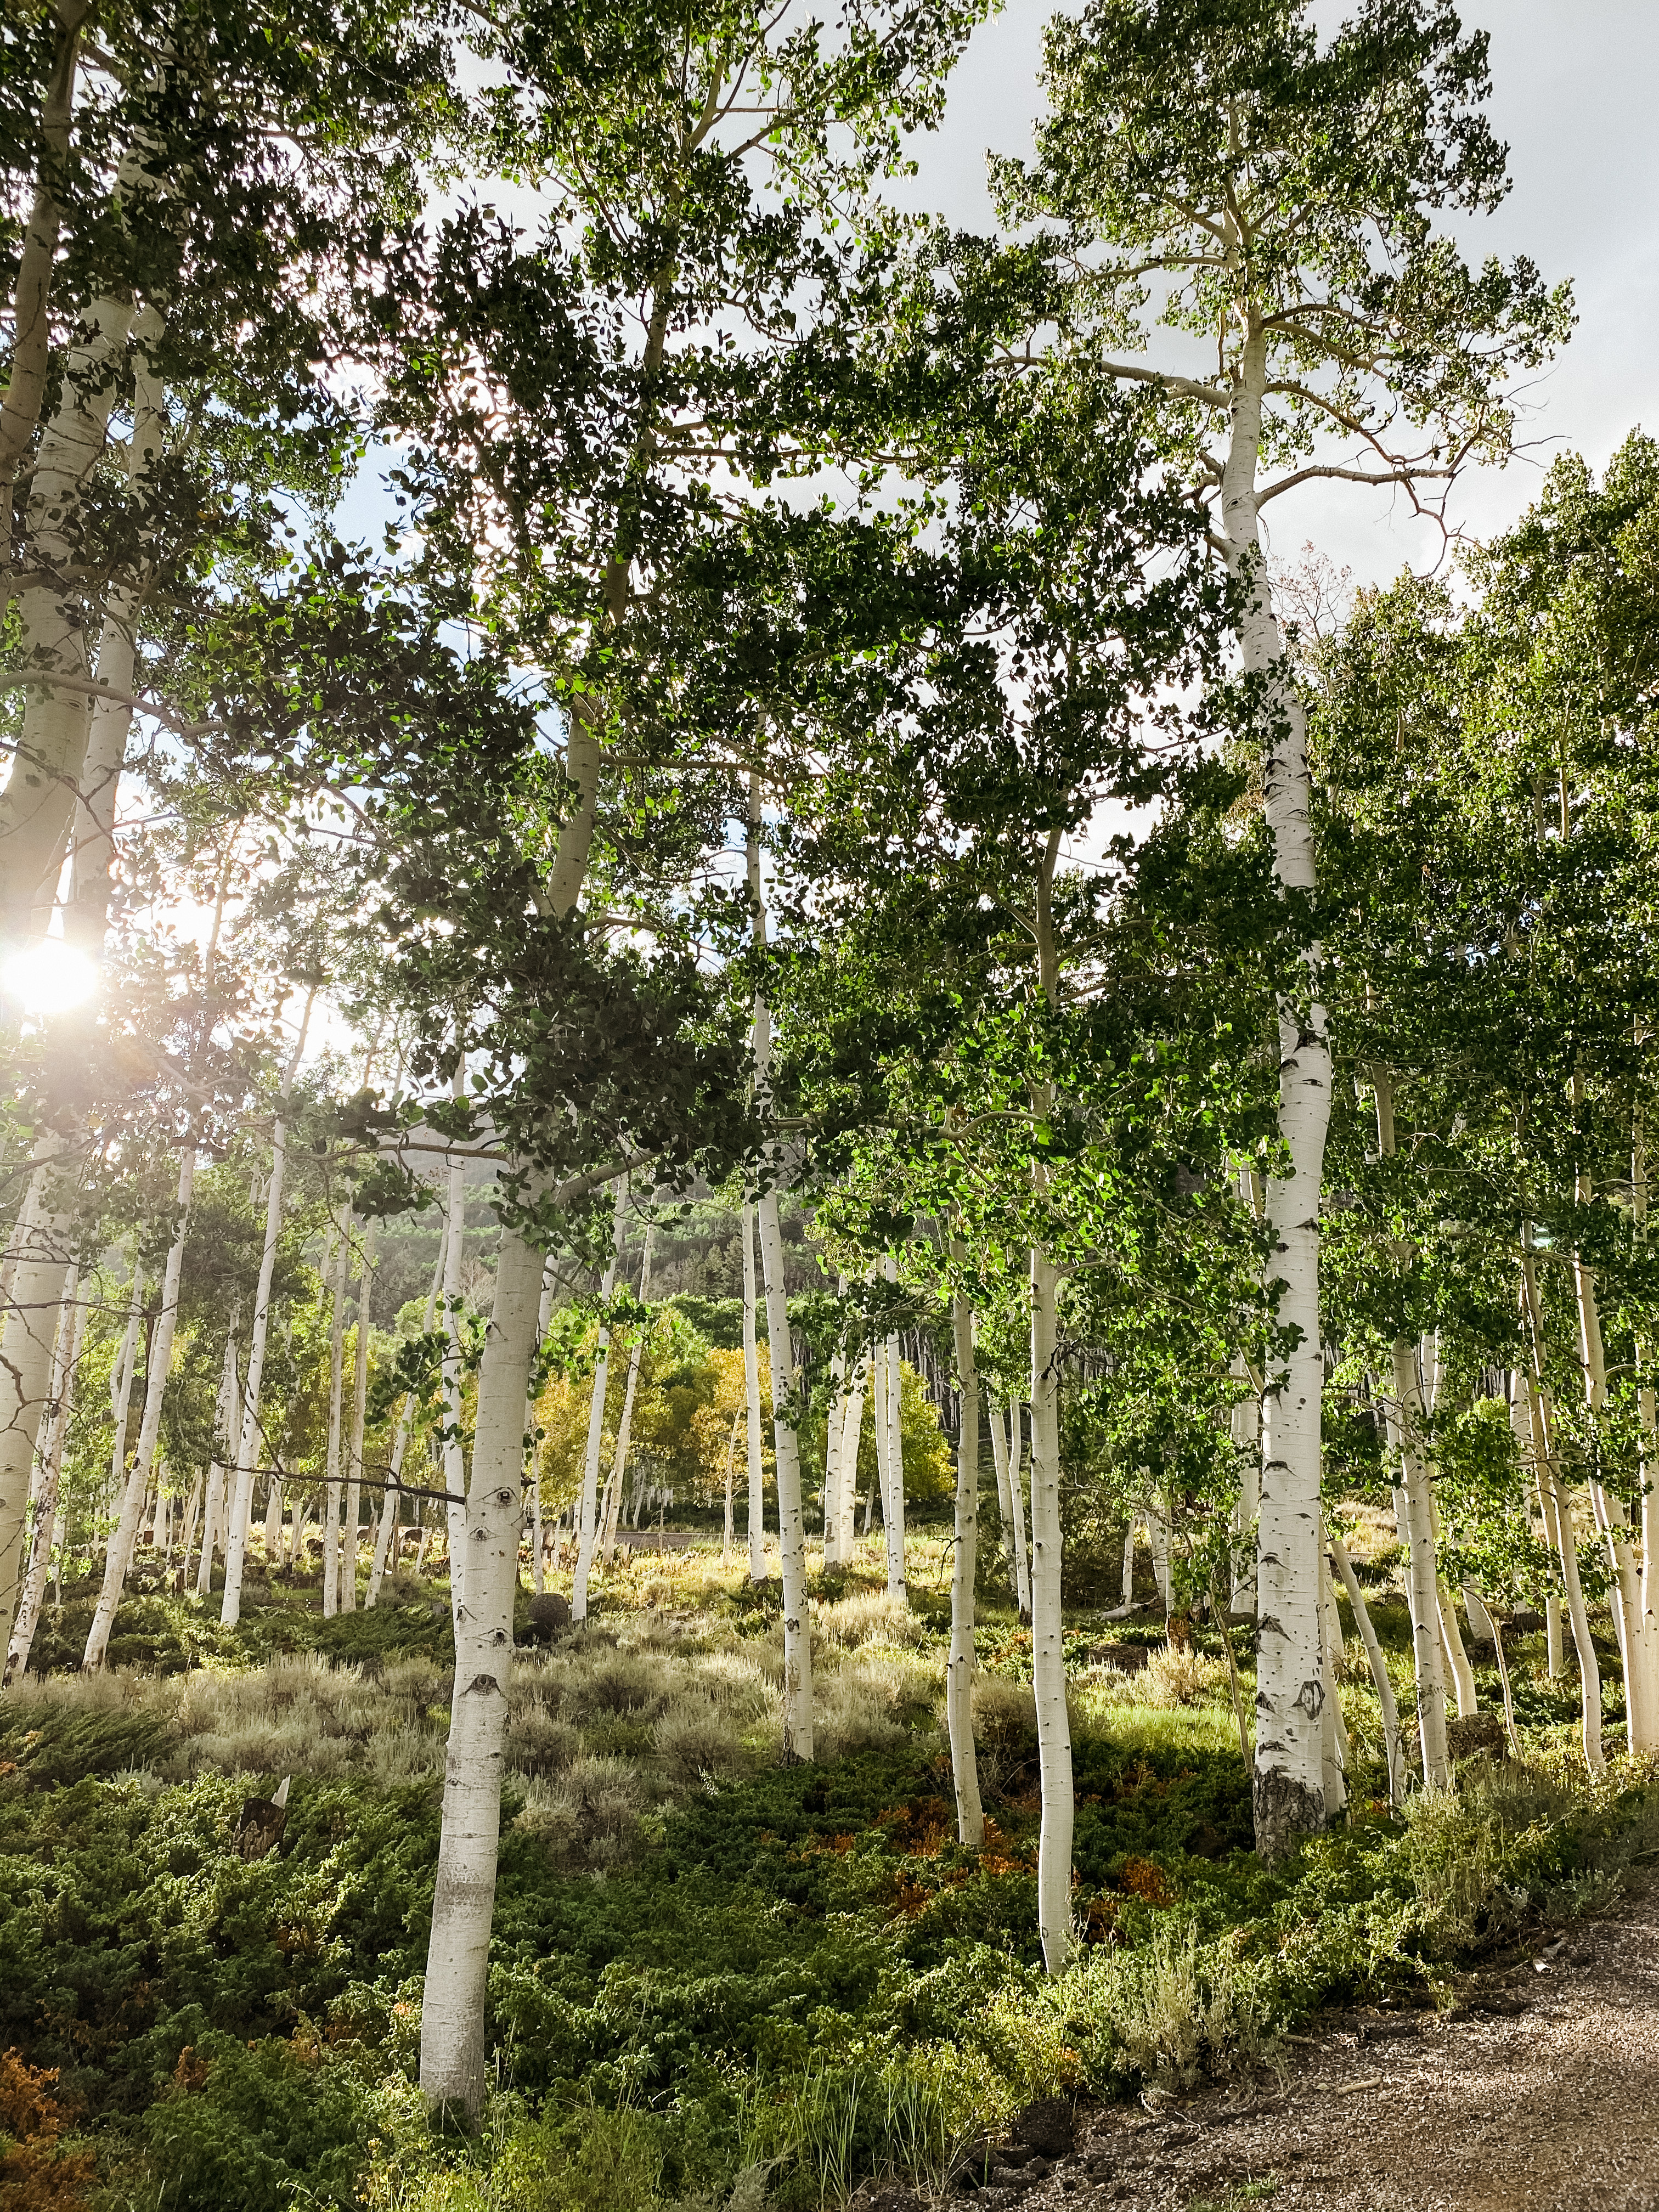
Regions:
[[322, 1211, 349, 1621], [1387, 1342, 1451, 1786], [601, 1221, 654, 1561], [947, 1288, 984, 1846], [987, 1388, 1016, 1599], [0, 1143, 75, 1645], [441, 1132, 468, 1621], [86, 1149, 196, 1666], [1007, 1405, 1031, 1621], [1521, 1257, 1604, 1774], [106, 1245, 145, 1515], [527, 1259, 554, 1594], [222, 1004, 311, 1628], [1029, 1249, 1073, 1972], [821, 1334, 847, 1571], [1437, 1575, 1479, 1718], [1330, 1531, 1405, 1807], [1222, 328, 1331, 1859], [5, 1267, 84, 1685], [755, 1182, 812, 1760], [194, 1332, 238, 1596], [880, 1278, 906, 1600], [836, 1353, 866, 1564], [573, 1181, 626, 1622], [341, 1218, 377, 1614], [742, 1196, 766, 1579], [419, 1215, 545, 2116]]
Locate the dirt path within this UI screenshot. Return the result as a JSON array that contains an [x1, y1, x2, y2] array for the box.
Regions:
[[973, 1877, 1659, 2212]]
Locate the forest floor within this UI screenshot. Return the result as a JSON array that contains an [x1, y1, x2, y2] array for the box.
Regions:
[[951, 1874, 1659, 2212], [5, 1530, 1659, 2212]]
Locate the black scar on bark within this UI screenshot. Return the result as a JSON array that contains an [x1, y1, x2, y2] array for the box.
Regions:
[[1252, 1766, 1325, 1864]]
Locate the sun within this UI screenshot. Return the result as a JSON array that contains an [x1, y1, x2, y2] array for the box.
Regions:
[[1, 938, 98, 1015]]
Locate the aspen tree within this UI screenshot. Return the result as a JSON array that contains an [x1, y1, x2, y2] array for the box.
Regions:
[[341, 1220, 377, 1612], [321, 1213, 348, 1620], [742, 1197, 766, 1580], [86, 1147, 196, 1667], [195, 1331, 238, 1598], [222, 997, 312, 1628], [1005, 0, 1566, 1858], [947, 1283, 984, 1846], [4, 1267, 84, 1686], [600, 1218, 655, 1562], [573, 1182, 627, 1622]]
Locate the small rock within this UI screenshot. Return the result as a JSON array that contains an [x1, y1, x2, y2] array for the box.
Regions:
[[524, 1592, 571, 1643], [1015, 2097, 1076, 2159]]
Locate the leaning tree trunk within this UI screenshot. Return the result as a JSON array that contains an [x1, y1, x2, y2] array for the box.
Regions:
[[419, 1210, 546, 2116], [0, 1143, 76, 1646], [5, 1266, 85, 1685], [947, 1284, 984, 1846], [572, 1181, 626, 1623], [742, 1195, 766, 1580], [222, 1004, 312, 1628], [986, 1396, 1017, 1604], [1330, 1530, 1406, 1808], [86, 1147, 196, 1667], [1222, 326, 1331, 1860]]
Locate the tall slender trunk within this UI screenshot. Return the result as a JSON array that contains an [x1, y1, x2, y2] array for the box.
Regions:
[[880, 1264, 906, 1601], [441, 1113, 469, 1619], [601, 1220, 654, 1560], [419, 1215, 546, 2114], [321, 1212, 348, 1620], [341, 1219, 376, 1614], [1387, 1343, 1451, 1785], [0, 1142, 76, 1644], [1330, 1531, 1404, 1807], [86, 1148, 195, 1666], [222, 1001, 312, 1628], [987, 1387, 1016, 1599], [369, 1223, 447, 1607], [1029, 1249, 1072, 1971], [742, 1195, 766, 1579], [573, 1181, 626, 1622], [1029, 828, 1072, 1969], [821, 1335, 847, 1571], [721, 1406, 741, 1560], [5, 1266, 84, 1685], [837, 1352, 867, 1564], [1521, 1252, 1604, 1774], [749, 778, 811, 1757], [947, 1286, 984, 1846], [195, 1331, 238, 1596], [1223, 326, 1330, 1859], [1632, 1118, 1659, 1741], [527, 1259, 554, 1595], [1007, 1406, 1032, 1622]]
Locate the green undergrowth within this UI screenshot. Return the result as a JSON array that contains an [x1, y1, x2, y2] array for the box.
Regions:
[[2, 1558, 1657, 2210]]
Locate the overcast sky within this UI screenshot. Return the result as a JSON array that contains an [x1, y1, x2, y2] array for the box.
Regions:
[[903, 0, 1659, 590]]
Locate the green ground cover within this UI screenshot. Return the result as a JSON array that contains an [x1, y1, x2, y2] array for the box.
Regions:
[[1, 1538, 1655, 2212]]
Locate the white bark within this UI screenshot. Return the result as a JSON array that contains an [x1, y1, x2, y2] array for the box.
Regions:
[[947, 1287, 984, 1846], [106, 1245, 145, 1508], [194, 1331, 238, 1596], [86, 1148, 195, 1666], [601, 1220, 654, 1561], [1222, 328, 1331, 1859], [879, 1268, 905, 1600], [420, 1215, 545, 2115], [986, 1386, 1015, 1599], [5, 1267, 84, 1685], [1007, 1404, 1031, 1621], [1438, 1574, 1479, 1719], [341, 1218, 376, 1613], [222, 1002, 311, 1628], [441, 1122, 468, 1620], [747, 787, 811, 1757], [1330, 1531, 1405, 1808], [821, 1336, 848, 1571], [1388, 1342, 1451, 1786], [322, 1211, 348, 1621], [0, 1142, 76, 1645], [742, 1196, 766, 1579], [1029, 1248, 1073, 1972], [836, 1352, 866, 1564], [1521, 1256, 1604, 1774], [1318, 1534, 1348, 1820], [572, 1180, 626, 1622], [526, 1259, 555, 1596]]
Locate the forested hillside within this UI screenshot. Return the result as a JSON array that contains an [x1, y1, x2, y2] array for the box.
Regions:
[[2, 3, 1656, 2208]]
